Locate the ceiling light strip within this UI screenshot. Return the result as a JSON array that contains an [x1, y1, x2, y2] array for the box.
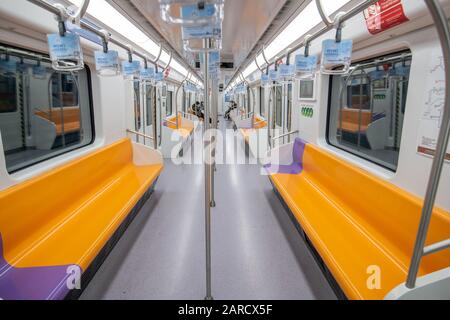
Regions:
[[226, 0, 379, 92]]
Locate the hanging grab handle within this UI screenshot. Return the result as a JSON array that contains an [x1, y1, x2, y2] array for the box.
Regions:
[[261, 45, 270, 65], [304, 35, 312, 57], [126, 44, 134, 63], [54, 0, 90, 27], [163, 50, 173, 74], [255, 55, 263, 73], [67, 0, 90, 25], [333, 12, 346, 43], [154, 43, 163, 65], [144, 55, 151, 70], [100, 29, 110, 53]]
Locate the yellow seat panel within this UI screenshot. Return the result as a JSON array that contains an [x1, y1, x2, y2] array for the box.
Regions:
[[0, 138, 163, 270], [254, 117, 267, 129], [166, 115, 194, 138], [270, 143, 450, 300]]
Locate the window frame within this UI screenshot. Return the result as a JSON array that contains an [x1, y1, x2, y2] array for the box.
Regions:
[[0, 43, 95, 174], [325, 50, 412, 172]]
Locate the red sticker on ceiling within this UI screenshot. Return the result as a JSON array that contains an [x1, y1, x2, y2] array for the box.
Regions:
[[364, 0, 409, 35]]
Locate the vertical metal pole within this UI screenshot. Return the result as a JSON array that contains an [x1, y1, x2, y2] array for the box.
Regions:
[[58, 73, 66, 147], [339, 78, 345, 143], [202, 38, 213, 300], [176, 84, 180, 130], [142, 82, 146, 146], [357, 76, 363, 151], [267, 87, 273, 150], [273, 86, 278, 146], [406, 0, 450, 289], [133, 82, 140, 144], [151, 86, 158, 150], [211, 77, 217, 208], [282, 84, 287, 145], [289, 84, 293, 143], [158, 88, 163, 147]]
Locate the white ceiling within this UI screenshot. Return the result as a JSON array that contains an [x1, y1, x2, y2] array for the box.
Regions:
[[125, 0, 288, 68]]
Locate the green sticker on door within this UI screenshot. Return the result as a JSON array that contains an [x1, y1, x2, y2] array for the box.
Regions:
[[301, 106, 314, 118]]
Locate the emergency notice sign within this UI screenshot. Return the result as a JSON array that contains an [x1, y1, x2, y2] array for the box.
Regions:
[[364, 0, 409, 35]]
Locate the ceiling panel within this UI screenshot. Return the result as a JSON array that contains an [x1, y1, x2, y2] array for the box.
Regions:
[[126, 0, 287, 68]]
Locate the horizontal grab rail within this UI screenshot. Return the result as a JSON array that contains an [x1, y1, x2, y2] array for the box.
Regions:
[[179, 111, 196, 116], [423, 238, 450, 256], [241, 112, 254, 119], [272, 130, 299, 141], [164, 119, 178, 125], [226, 0, 379, 91], [26, 0, 201, 81], [178, 111, 196, 119], [126, 129, 154, 141], [406, 0, 450, 289]]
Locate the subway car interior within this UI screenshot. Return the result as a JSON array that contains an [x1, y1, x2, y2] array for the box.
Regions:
[[0, 0, 449, 302]]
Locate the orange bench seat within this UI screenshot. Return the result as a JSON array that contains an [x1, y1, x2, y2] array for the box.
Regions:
[[269, 140, 450, 300], [0, 138, 163, 300], [165, 115, 194, 138], [239, 117, 267, 143], [253, 117, 267, 129], [339, 109, 373, 134], [35, 107, 81, 136]]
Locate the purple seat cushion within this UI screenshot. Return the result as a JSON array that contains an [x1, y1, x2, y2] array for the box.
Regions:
[[0, 234, 80, 300], [264, 138, 306, 175]]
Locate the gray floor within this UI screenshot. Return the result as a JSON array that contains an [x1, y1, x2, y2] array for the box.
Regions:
[[80, 119, 336, 300]]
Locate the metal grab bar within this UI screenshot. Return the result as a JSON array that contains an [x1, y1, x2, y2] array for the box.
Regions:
[[57, 0, 90, 25], [174, 72, 191, 129], [178, 111, 196, 121], [26, 0, 201, 81], [272, 130, 299, 141], [423, 238, 450, 256], [126, 129, 154, 141], [241, 111, 254, 119], [267, 85, 274, 150], [163, 51, 173, 73], [315, 0, 334, 27], [164, 119, 178, 125], [406, 0, 450, 289], [154, 43, 163, 65], [201, 38, 213, 301], [255, 56, 264, 73], [225, 0, 379, 91], [338, 67, 372, 147]]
